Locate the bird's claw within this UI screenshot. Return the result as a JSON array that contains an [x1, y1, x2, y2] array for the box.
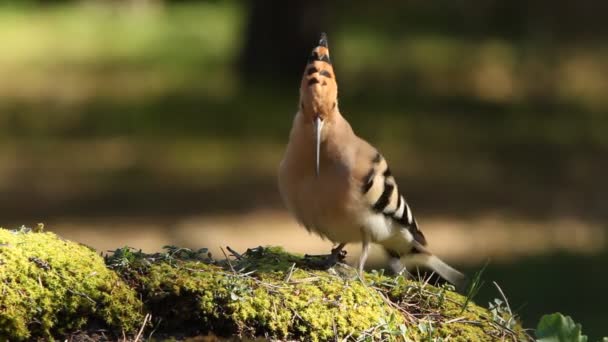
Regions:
[[304, 249, 347, 269]]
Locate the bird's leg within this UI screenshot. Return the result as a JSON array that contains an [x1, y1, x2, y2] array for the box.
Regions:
[[358, 238, 371, 275]]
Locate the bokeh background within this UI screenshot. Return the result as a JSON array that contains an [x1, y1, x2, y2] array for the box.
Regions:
[[1, 0, 607, 338]]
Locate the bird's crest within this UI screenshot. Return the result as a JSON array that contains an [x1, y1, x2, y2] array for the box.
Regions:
[[299, 32, 338, 120]]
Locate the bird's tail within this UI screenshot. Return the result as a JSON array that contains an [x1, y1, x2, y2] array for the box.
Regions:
[[404, 253, 468, 292]]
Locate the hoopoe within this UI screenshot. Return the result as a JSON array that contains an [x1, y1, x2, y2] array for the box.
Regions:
[[278, 33, 466, 289]]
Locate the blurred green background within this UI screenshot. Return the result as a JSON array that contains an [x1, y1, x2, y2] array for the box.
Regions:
[[1, 0, 607, 338]]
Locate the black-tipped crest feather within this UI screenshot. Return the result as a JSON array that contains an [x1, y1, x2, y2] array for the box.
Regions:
[[307, 33, 332, 64], [319, 32, 328, 48]]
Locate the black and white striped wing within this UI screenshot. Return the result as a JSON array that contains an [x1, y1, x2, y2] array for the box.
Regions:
[[360, 152, 427, 246]]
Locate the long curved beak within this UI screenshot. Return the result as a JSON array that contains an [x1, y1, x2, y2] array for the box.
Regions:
[[314, 116, 324, 177]]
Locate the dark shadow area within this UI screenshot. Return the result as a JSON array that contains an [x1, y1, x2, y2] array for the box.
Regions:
[[465, 252, 608, 341]]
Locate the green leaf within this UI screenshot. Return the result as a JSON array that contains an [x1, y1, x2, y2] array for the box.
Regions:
[[536, 313, 588, 342]]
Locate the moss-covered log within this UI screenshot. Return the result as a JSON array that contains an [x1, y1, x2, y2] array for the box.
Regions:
[[0, 227, 531, 341]]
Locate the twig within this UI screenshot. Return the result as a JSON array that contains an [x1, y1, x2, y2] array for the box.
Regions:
[[284, 263, 296, 283], [492, 281, 512, 313], [220, 247, 236, 273], [226, 246, 243, 259], [444, 316, 466, 324], [134, 313, 151, 342], [147, 317, 163, 341], [289, 276, 321, 284], [454, 320, 484, 326], [67, 288, 96, 305], [332, 315, 338, 342], [341, 332, 354, 342], [373, 287, 416, 323], [488, 320, 520, 339], [492, 281, 513, 321]]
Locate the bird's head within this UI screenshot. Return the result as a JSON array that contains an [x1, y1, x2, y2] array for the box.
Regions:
[[299, 32, 339, 177]]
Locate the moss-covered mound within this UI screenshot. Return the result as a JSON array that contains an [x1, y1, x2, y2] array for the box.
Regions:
[[109, 245, 531, 341], [0, 226, 531, 341], [0, 226, 143, 341]]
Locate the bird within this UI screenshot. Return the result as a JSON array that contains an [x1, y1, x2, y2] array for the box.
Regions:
[[278, 33, 466, 290]]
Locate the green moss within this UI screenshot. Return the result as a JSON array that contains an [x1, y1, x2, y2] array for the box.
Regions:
[[116, 247, 402, 341], [110, 246, 530, 341], [0, 227, 143, 341], [0, 228, 530, 341]]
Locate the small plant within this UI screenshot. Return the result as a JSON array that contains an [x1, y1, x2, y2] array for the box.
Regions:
[[162, 245, 213, 262], [417, 320, 447, 342], [367, 312, 411, 342], [106, 246, 149, 271], [536, 312, 608, 342], [437, 282, 455, 308], [536, 313, 588, 342], [489, 298, 516, 330], [460, 260, 488, 314]]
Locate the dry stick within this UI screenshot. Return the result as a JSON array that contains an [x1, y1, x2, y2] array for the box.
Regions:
[[341, 332, 354, 342], [488, 320, 521, 341], [444, 316, 466, 324], [226, 246, 243, 259], [134, 313, 151, 342], [288, 276, 321, 284], [284, 262, 296, 283], [220, 246, 236, 273], [373, 287, 416, 323], [332, 315, 338, 342], [147, 317, 163, 341], [492, 281, 514, 326], [491, 281, 523, 341], [66, 288, 96, 305]]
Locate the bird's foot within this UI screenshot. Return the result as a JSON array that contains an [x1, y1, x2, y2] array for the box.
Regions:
[[304, 248, 347, 269]]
